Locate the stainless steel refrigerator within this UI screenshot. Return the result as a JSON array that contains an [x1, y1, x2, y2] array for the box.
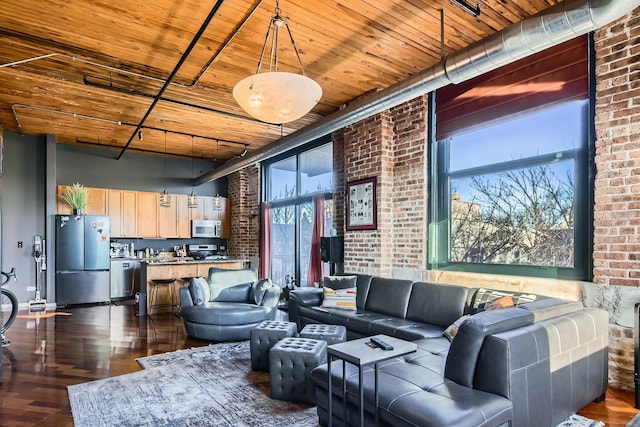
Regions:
[[55, 215, 110, 305]]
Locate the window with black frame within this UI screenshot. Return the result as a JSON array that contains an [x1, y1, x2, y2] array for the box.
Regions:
[[429, 35, 593, 280], [263, 140, 334, 287]]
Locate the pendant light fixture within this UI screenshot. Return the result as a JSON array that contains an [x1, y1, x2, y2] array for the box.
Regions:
[[212, 141, 221, 211], [188, 136, 198, 208], [159, 131, 172, 208], [213, 190, 221, 211], [232, 0, 322, 124]]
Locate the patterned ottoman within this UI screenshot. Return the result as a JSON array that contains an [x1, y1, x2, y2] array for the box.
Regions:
[[269, 337, 327, 404], [299, 324, 347, 345], [250, 320, 297, 372]]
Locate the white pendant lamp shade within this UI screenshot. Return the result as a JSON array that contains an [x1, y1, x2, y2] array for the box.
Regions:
[[233, 1, 321, 124], [233, 72, 322, 124]]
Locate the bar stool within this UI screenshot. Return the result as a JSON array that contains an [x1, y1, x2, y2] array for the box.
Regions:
[[150, 278, 178, 316]]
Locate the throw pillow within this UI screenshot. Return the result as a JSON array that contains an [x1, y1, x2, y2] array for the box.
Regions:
[[189, 277, 210, 305], [486, 295, 515, 311], [470, 288, 537, 313], [321, 287, 357, 310], [249, 278, 273, 305], [443, 315, 470, 341], [321, 275, 357, 290]]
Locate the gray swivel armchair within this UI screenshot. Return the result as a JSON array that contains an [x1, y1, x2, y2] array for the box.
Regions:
[[179, 267, 281, 341]]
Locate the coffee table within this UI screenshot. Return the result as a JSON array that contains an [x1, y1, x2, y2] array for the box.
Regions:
[[326, 334, 417, 427]]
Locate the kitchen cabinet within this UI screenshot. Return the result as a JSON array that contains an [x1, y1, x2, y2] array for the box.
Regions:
[[108, 189, 123, 237], [189, 196, 209, 221], [177, 194, 191, 238], [137, 192, 158, 237], [158, 195, 178, 238], [85, 187, 108, 215], [203, 196, 218, 220], [56, 185, 108, 215], [213, 197, 231, 238], [122, 190, 138, 237], [57, 185, 231, 239]]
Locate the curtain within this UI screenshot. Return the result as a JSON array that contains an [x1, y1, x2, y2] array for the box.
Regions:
[[259, 202, 272, 279], [307, 195, 325, 287], [436, 35, 588, 140]]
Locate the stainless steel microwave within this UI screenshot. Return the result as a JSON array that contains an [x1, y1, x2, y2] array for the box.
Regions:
[[192, 220, 221, 238]]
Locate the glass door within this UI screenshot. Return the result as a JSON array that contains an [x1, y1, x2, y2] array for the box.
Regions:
[[270, 205, 296, 287], [264, 140, 334, 287]]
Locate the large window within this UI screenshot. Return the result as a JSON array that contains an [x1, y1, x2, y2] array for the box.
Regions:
[[264, 140, 333, 287], [430, 100, 592, 279]]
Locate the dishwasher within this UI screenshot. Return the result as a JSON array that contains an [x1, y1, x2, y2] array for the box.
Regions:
[[110, 259, 140, 299]]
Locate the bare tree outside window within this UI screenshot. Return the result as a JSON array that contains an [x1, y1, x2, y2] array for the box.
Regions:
[[450, 163, 574, 268]]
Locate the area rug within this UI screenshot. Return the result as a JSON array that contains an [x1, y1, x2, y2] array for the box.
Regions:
[[558, 414, 604, 427], [627, 412, 640, 427], [68, 341, 318, 427], [68, 341, 605, 427]]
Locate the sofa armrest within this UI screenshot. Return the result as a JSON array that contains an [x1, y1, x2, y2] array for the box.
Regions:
[[288, 287, 324, 331], [179, 286, 194, 307], [290, 287, 324, 307]]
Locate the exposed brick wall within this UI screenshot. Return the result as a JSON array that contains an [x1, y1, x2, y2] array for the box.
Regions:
[[593, 9, 640, 287], [593, 8, 640, 391], [227, 164, 260, 261], [389, 96, 429, 270], [339, 113, 395, 277], [335, 95, 429, 277]]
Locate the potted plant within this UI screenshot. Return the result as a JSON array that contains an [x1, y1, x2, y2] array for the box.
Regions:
[[60, 182, 88, 215]]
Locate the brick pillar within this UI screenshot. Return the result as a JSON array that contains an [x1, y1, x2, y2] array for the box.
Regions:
[[592, 7, 640, 390], [228, 165, 261, 263], [333, 95, 429, 278], [339, 112, 394, 277], [389, 96, 429, 271]]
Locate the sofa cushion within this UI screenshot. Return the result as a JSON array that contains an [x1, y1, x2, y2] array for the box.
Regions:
[[189, 277, 210, 305], [210, 282, 251, 302], [368, 318, 445, 340], [364, 277, 414, 318], [406, 282, 469, 327], [207, 267, 259, 287], [322, 275, 357, 290], [206, 267, 258, 303], [181, 302, 271, 325], [249, 278, 272, 305]]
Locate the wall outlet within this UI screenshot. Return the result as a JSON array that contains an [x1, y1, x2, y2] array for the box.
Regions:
[[27, 286, 36, 292]]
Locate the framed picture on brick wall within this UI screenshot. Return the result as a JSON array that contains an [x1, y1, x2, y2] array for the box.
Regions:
[[346, 176, 377, 231]]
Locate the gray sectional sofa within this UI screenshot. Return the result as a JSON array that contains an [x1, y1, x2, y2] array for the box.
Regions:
[[288, 274, 608, 427]]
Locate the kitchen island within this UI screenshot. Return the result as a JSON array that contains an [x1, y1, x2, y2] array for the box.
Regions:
[[140, 258, 250, 315]]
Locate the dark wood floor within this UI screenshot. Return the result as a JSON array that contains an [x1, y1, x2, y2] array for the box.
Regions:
[[0, 304, 638, 426]]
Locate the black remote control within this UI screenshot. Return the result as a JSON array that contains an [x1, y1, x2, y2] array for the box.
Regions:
[[370, 337, 394, 351]]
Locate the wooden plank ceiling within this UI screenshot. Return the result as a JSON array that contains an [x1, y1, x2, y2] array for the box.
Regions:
[[0, 0, 562, 163]]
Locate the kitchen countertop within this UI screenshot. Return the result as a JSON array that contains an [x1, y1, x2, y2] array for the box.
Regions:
[[141, 258, 249, 266]]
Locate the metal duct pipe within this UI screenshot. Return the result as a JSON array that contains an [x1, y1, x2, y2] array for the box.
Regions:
[[196, 0, 639, 185]]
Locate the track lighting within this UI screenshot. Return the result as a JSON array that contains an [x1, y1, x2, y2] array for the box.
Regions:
[[240, 146, 248, 157], [138, 130, 143, 141], [452, 0, 481, 17]]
